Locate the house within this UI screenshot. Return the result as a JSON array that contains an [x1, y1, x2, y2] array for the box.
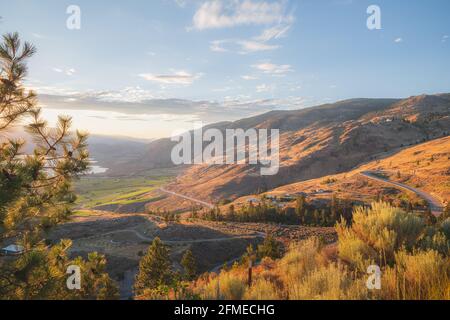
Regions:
[[1, 244, 25, 256]]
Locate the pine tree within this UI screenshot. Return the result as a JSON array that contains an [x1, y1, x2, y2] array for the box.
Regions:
[[0, 32, 117, 300], [181, 249, 197, 281], [134, 237, 172, 296]]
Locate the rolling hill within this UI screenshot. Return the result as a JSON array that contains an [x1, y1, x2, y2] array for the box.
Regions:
[[138, 93, 449, 212]]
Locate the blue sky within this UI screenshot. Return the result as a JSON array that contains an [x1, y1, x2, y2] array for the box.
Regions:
[[1, 0, 449, 138]]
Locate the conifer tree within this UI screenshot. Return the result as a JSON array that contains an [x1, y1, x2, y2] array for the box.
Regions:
[[181, 249, 197, 281], [134, 237, 173, 296], [0, 32, 117, 300]]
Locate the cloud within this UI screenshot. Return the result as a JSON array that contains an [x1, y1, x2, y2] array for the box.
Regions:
[[192, 0, 292, 30], [52, 67, 76, 76], [394, 37, 403, 43], [32, 87, 310, 124], [210, 39, 279, 54], [241, 75, 258, 80], [139, 71, 202, 85], [238, 40, 279, 53], [442, 35, 449, 43], [210, 40, 230, 52], [66, 68, 76, 76], [252, 61, 293, 75], [254, 24, 291, 42], [204, 2, 294, 54], [95, 87, 157, 102], [256, 83, 276, 93]]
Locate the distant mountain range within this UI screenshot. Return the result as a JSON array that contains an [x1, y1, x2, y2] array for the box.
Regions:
[[5, 93, 449, 208]]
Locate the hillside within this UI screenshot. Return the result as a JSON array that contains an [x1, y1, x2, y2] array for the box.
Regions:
[[142, 94, 449, 212], [224, 136, 449, 212]]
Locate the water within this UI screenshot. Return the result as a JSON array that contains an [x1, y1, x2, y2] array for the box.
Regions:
[[88, 160, 109, 174]]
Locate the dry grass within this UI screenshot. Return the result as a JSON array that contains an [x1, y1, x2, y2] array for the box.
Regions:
[[191, 202, 450, 300]]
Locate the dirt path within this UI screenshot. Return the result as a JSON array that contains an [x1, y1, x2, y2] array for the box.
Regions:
[[159, 187, 215, 209], [360, 171, 444, 216], [76, 228, 263, 244]]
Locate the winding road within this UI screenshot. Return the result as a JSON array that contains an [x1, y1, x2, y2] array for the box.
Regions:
[[160, 187, 215, 209], [360, 171, 444, 216]]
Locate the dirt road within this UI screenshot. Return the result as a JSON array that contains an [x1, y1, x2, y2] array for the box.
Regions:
[[76, 228, 263, 244]]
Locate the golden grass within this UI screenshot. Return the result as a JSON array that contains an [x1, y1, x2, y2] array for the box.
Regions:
[[191, 202, 450, 300]]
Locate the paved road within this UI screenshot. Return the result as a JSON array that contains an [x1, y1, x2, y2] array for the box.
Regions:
[[160, 187, 215, 209], [360, 171, 444, 216]]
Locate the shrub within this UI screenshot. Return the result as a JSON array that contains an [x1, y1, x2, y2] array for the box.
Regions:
[[196, 270, 247, 300], [286, 263, 366, 300], [243, 278, 280, 300], [337, 202, 424, 269], [378, 249, 450, 300]]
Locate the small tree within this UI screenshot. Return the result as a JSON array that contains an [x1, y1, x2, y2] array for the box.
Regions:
[[257, 236, 282, 260], [181, 249, 197, 281], [134, 237, 172, 296]]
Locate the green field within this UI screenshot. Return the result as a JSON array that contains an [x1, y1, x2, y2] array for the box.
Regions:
[[74, 168, 178, 209]]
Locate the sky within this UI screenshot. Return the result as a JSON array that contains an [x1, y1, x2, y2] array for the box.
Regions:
[[0, 0, 449, 139]]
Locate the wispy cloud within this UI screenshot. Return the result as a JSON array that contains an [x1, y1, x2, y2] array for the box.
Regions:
[[256, 83, 276, 93], [192, 0, 292, 30], [442, 35, 449, 43], [394, 37, 403, 43], [139, 71, 202, 85], [252, 61, 293, 76], [52, 67, 76, 76], [31, 86, 310, 125], [208, 15, 293, 54], [241, 75, 258, 80], [210, 39, 279, 54], [210, 40, 230, 52], [95, 87, 157, 102], [254, 24, 292, 42], [238, 40, 279, 53]]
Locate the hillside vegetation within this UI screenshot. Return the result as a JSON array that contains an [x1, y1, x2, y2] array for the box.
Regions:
[[188, 203, 450, 300]]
